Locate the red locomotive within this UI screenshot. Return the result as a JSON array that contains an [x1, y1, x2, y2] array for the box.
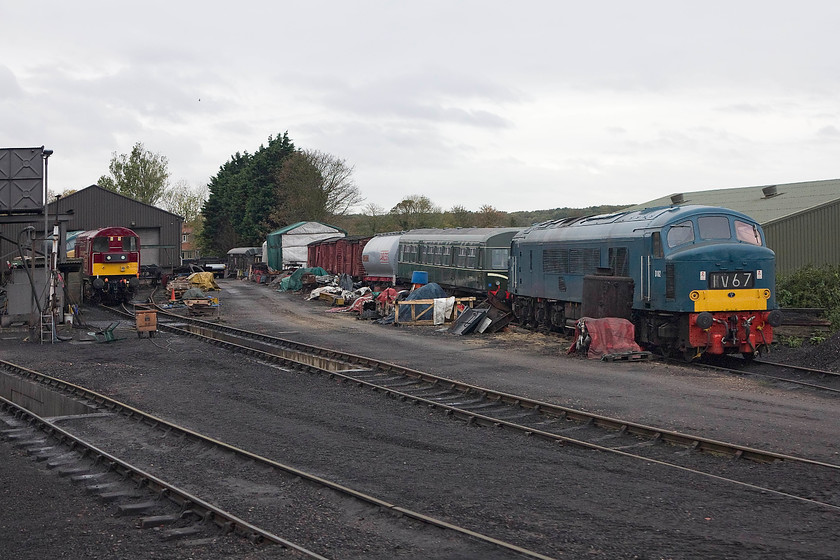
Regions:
[[74, 226, 141, 304]]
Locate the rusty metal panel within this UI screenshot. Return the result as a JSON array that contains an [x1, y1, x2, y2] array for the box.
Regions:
[[0, 147, 44, 213]]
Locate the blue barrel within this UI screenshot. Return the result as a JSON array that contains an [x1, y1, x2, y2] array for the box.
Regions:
[[411, 271, 428, 285]]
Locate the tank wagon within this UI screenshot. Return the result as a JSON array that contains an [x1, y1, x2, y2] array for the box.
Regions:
[[361, 232, 403, 285], [74, 226, 141, 304], [510, 205, 782, 359], [397, 228, 522, 293]]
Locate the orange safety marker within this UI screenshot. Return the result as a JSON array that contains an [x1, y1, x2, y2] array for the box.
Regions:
[[170, 287, 176, 301]]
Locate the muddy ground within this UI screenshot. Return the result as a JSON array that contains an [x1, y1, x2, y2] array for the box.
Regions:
[[1, 278, 839, 559]]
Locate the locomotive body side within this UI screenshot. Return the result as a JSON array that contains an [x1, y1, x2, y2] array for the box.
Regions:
[[74, 226, 141, 304], [510, 206, 780, 359]]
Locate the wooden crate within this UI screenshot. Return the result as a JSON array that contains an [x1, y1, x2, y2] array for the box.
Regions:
[[394, 297, 475, 325], [135, 309, 157, 337]]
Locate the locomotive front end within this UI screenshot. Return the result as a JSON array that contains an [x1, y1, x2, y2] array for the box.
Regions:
[[663, 215, 781, 359]]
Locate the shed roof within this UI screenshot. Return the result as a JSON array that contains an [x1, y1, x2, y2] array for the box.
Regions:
[[625, 178, 840, 225], [268, 221, 347, 236]]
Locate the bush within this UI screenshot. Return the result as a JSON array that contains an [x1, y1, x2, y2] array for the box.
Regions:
[[777, 264, 840, 333]]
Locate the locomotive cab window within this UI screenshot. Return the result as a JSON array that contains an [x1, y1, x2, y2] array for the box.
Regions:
[[92, 237, 109, 252], [735, 220, 762, 245], [666, 220, 694, 248], [698, 216, 731, 240], [651, 232, 663, 258], [122, 236, 137, 251]]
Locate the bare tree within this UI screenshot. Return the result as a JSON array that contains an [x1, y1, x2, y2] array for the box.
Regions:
[[474, 204, 506, 227], [302, 149, 364, 216], [390, 195, 442, 230], [160, 180, 208, 225], [269, 149, 364, 227]]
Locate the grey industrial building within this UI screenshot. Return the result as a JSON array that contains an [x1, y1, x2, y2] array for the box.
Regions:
[[1, 184, 183, 270], [627, 178, 840, 275]]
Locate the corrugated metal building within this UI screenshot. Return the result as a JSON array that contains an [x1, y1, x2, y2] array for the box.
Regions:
[[626, 178, 840, 275], [0, 184, 183, 270], [264, 221, 347, 270]]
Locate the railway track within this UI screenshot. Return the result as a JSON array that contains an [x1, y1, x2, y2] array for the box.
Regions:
[[105, 303, 840, 514], [0, 358, 557, 560], [687, 354, 840, 395]]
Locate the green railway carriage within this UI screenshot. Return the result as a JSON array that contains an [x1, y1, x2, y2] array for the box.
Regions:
[[397, 228, 523, 293]]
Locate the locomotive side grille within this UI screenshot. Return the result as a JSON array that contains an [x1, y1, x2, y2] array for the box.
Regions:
[[558, 276, 566, 292], [543, 248, 568, 273], [573, 248, 601, 274], [665, 263, 675, 299]]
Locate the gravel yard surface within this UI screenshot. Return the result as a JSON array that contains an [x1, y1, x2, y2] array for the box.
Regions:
[[1, 278, 839, 559]]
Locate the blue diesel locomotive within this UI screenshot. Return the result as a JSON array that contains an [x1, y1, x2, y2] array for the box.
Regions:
[[509, 205, 782, 359]]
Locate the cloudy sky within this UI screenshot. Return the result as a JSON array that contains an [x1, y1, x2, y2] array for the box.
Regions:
[[2, 1, 838, 213]]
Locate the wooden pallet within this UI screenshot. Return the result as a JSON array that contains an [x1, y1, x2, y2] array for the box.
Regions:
[[601, 351, 653, 362]]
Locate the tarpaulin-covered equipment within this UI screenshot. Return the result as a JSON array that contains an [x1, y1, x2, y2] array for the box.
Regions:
[[568, 317, 644, 360]]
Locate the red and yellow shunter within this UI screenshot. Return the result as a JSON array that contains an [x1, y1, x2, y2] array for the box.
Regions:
[[74, 226, 141, 304]]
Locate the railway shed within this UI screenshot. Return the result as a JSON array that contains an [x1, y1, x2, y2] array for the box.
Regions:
[[1, 184, 183, 271], [50, 185, 183, 270], [264, 221, 346, 271], [627, 178, 840, 275]]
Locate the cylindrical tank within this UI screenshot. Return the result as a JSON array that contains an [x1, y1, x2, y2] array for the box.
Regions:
[[361, 233, 402, 282]]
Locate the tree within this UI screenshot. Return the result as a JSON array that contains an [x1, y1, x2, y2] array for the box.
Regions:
[[302, 149, 363, 216], [390, 195, 442, 230], [358, 202, 389, 235], [474, 204, 505, 227], [98, 142, 169, 205], [269, 149, 363, 226], [160, 180, 208, 226], [445, 204, 472, 228], [198, 133, 296, 255]]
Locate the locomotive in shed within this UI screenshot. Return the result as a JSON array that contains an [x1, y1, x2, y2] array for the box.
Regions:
[[509, 205, 782, 360], [74, 226, 141, 304]]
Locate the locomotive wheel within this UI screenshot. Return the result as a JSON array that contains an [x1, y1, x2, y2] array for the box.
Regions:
[[683, 348, 698, 362]]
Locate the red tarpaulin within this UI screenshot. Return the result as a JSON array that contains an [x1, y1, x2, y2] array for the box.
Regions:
[[568, 317, 642, 359]]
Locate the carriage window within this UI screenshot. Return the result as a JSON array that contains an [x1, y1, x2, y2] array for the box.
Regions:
[[122, 237, 137, 251], [92, 237, 109, 252], [489, 248, 508, 270], [735, 220, 762, 245], [466, 247, 477, 268], [698, 216, 731, 239], [455, 246, 466, 267], [443, 245, 452, 265], [666, 221, 694, 248]]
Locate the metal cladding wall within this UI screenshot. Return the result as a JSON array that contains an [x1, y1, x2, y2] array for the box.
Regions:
[[49, 185, 182, 269], [0, 185, 182, 270], [764, 199, 840, 275]]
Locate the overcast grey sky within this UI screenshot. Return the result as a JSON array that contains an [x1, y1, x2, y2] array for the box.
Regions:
[[3, 1, 839, 213]]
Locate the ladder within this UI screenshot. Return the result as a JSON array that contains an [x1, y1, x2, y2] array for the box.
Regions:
[[40, 309, 54, 343]]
